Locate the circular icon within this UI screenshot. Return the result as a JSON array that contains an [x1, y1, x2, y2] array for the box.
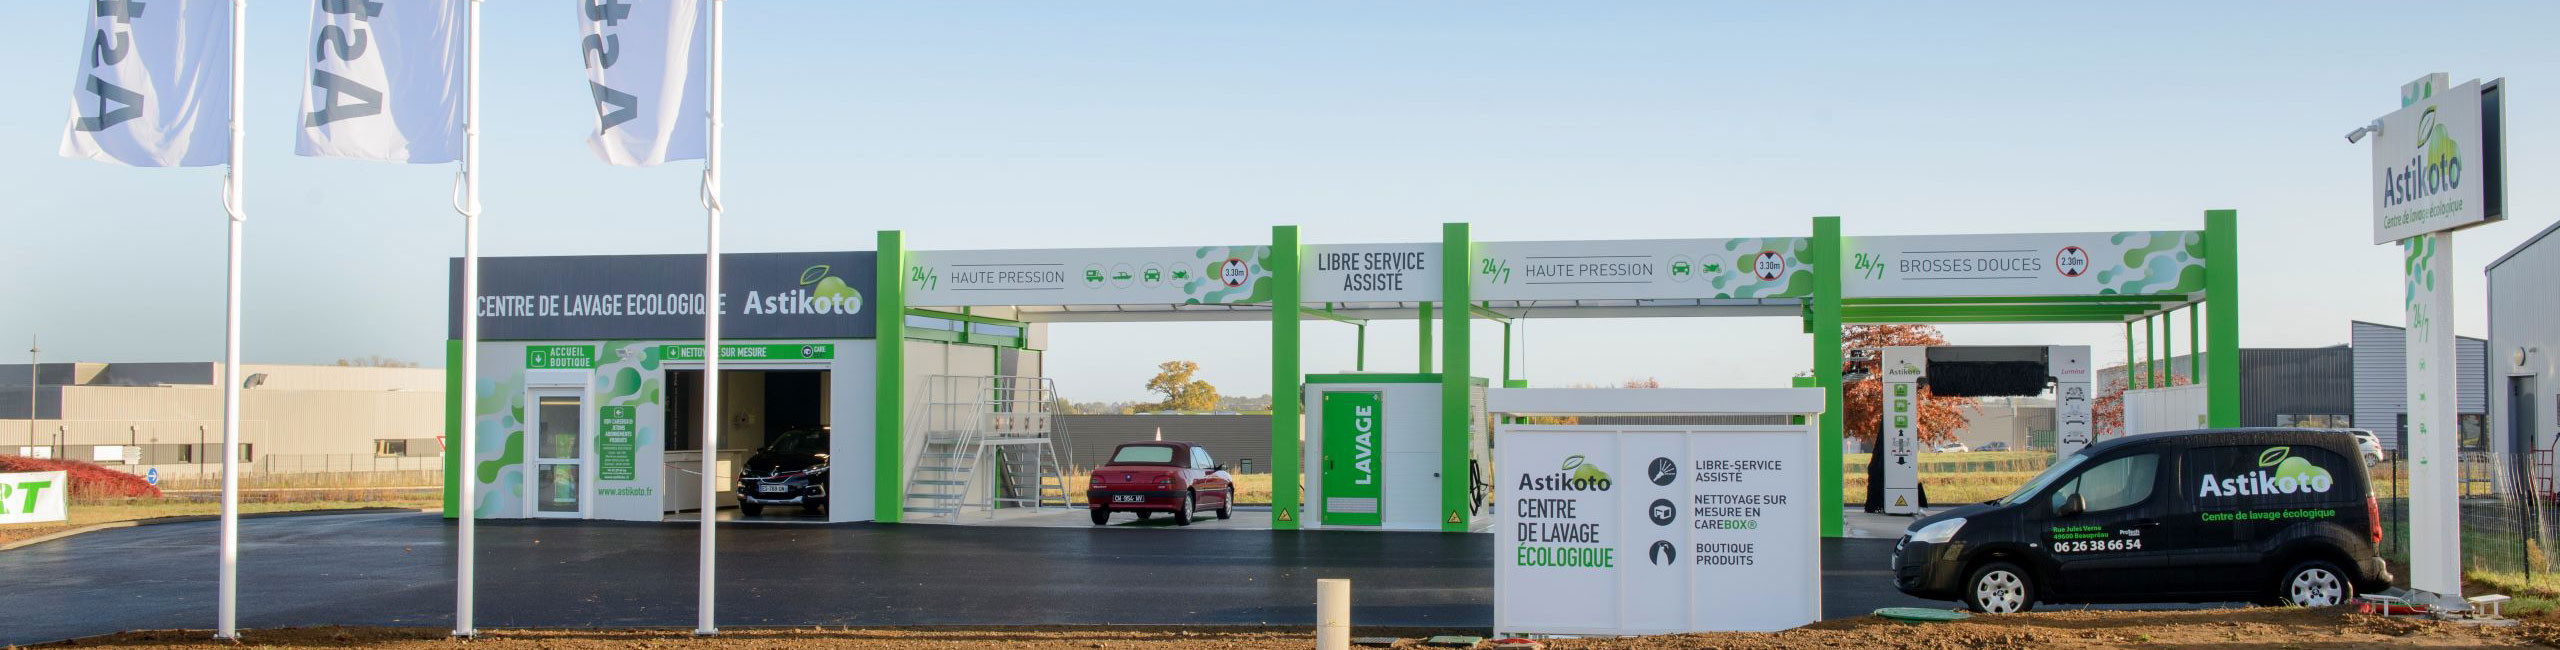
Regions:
[[800, 345, 818, 359], [1140, 263, 1165, 287], [2055, 246, 2090, 278], [1082, 264, 1107, 286], [1648, 540, 1679, 566], [1667, 255, 1695, 282], [1218, 258, 1251, 288], [1110, 263, 1136, 288], [1753, 251, 1785, 281], [1648, 457, 1678, 486], [1648, 498, 1678, 527]]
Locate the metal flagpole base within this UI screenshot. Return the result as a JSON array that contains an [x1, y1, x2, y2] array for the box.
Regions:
[[451, 629, 478, 639], [694, 628, 719, 636]]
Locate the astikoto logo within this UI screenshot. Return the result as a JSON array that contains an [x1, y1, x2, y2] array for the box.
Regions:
[[2196, 446, 2335, 498], [1519, 454, 1613, 491], [2380, 104, 2462, 211], [744, 265, 864, 316]]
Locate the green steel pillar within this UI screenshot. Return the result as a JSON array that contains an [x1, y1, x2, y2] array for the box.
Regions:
[[1418, 302, 1434, 373], [2205, 210, 2241, 427], [2145, 314, 2158, 388], [875, 230, 907, 522], [1441, 222, 1473, 532], [1809, 216, 1845, 538], [1355, 323, 1367, 371], [2124, 321, 2136, 391], [1271, 226, 1304, 530], [2188, 305, 2201, 382], [2161, 309, 2173, 381], [1501, 318, 1513, 386]]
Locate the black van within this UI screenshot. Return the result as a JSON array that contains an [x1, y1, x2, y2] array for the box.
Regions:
[[1892, 428, 2391, 613]]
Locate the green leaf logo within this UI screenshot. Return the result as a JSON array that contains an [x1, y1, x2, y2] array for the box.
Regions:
[[1562, 455, 1586, 471], [2257, 447, 2290, 468], [799, 265, 832, 286]]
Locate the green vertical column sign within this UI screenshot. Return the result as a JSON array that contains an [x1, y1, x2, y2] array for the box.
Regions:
[[1809, 216, 1845, 538], [1270, 225, 1304, 529], [2188, 305, 2201, 381], [2204, 210, 2241, 427], [876, 230, 907, 522], [1441, 222, 1472, 532], [597, 406, 637, 481], [1417, 303, 1434, 373]]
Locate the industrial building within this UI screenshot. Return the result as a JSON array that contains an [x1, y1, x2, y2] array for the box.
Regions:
[[0, 362, 443, 476], [2489, 219, 2560, 472]]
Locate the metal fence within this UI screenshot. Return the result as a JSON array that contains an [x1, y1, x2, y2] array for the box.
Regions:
[[2376, 451, 2560, 594]]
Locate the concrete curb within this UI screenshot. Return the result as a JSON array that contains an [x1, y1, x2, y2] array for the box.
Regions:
[[0, 507, 434, 552]]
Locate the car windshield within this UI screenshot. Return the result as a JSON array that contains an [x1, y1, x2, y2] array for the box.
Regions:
[[1996, 452, 2090, 506], [764, 429, 828, 454], [1111, 445, 1179, 465]]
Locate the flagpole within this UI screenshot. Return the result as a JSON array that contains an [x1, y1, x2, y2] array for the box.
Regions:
[[695, 0, 726, 637], [452, 0, 484, 638], [214, 0, 247, 641]]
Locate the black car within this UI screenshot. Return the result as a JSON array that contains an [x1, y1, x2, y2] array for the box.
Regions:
[[1892, 428, 2390, 613], [737, 427, 829, 515]]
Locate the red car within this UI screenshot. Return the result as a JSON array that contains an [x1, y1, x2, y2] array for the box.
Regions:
[[1087, 441, 1235, 526]]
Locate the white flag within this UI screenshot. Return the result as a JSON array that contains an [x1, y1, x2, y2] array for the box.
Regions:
[[297, 0, 466, 163], [581, 0, 705, 167], [60, 0, 232, 167]]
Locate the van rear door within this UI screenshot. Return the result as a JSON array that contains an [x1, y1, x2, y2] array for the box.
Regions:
[[2036, 451, 2184, 600]]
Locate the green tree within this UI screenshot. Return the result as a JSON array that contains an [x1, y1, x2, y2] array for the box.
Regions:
[[1139, 361, 1221, 413]]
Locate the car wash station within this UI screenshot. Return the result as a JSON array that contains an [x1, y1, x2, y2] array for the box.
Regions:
[[444, 212, 2242, 540]]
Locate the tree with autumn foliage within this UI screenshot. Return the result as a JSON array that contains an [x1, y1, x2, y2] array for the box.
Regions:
[[2094, 371, 2192, 438], [1841, 324, 1975, 446]]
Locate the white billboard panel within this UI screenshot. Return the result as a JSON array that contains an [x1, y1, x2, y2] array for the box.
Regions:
[[904, 246, 1274, 307]]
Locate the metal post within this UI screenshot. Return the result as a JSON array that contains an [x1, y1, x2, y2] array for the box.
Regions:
[[25, 336, 34, 454], [214, 0, 247, 638], [696, 0, 726, 636], [1354, 323, 1365, 372], [451, 0, 483, 637], [1315, 579, 1351, 650]]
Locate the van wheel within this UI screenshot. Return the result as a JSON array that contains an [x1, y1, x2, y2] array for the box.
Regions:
[[1962, 562, 2036, 614], [1089, 506, 1110, 526], [2277, 560, 2353, 607]]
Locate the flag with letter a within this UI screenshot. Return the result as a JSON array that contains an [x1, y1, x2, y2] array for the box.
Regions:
[[297, 0, 466, 163], [580, 0, 706, 167], [60, 0, 232, 167]]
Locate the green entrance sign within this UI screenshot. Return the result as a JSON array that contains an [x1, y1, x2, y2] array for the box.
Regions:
[[660, 343, 837, 362], [1322, 391, 1383, 526], [525, 345, 599, 369], [598, 406, 637, 481]]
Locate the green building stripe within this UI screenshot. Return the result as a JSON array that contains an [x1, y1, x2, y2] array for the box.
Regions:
[[442, 338, 462, 519], [876, 230, 907, 523], [1441, 222, 1472, 532]]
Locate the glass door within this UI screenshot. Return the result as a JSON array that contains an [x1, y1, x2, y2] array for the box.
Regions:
[[526, 393, 589, 518]]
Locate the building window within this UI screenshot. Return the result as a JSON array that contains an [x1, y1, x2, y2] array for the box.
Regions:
[[2275, 414, 2352, 429], [375, 439, 409, 458]]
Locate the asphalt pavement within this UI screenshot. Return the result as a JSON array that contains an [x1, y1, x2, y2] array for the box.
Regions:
[[0, 512, 1943, 646]]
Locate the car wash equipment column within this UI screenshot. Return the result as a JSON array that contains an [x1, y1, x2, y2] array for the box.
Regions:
[[1271, 225, 1303, 530], [1441, 222, 1472, 532], [1809, 216, 1845, 538]]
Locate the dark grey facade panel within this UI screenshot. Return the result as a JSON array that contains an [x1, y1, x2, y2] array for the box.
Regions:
[[2236, 348, 2353, 427], [447, 251, 876, 341]]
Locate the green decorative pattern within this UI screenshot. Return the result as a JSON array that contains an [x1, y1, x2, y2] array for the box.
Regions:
[[2096, 231, 2207, 295], [1185, 245, 1276, 304], [1714, 237, 1816, 298]]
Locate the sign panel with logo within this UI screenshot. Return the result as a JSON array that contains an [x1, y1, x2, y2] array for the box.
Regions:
[[0, 471, 70, 525], [451, 251, 874, 341], [659, 343, 836, 362], [1494, 425, 1817, 634], [1842, 232, 2204, 298], [1471, 238, 1813, 302], [2370, 78, 2504, 244], [1302, 243, 1439, 303], [1880, 346, 1923, 515], [905, 246, 1275, 307], [2050, 346, 2093, 456]]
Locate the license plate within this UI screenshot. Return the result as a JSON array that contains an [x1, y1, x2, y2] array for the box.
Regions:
[[758, 484, 789, 494], [1112, 494, 1144, 503]]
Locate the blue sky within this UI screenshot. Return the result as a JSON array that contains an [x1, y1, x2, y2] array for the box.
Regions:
[[3, 2, 2553, 402]]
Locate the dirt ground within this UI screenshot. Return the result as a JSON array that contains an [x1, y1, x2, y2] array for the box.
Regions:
[[28, 608, 2560, 650]]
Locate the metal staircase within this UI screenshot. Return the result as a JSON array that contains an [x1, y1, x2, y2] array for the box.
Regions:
[[904, 375, 1072, 521]]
